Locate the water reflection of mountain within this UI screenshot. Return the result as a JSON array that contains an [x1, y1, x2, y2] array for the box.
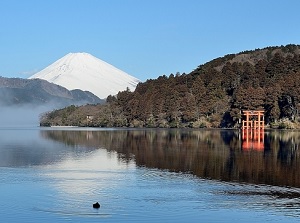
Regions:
[[41, 129, 300, 187]]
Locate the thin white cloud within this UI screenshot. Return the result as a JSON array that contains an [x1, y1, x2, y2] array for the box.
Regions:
[[19, 68, 40, 77]]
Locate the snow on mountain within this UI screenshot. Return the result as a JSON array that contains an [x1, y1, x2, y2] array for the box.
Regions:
[[29, 53, 140, 99]]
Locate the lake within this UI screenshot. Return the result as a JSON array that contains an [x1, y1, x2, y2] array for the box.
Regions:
[[0, 127, 300, 222]]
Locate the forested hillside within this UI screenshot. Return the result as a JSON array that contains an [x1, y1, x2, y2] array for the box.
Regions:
[[40, 44, 300, 129]]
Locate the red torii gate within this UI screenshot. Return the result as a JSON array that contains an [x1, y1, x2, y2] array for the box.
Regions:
[[242, 110, 264, 130]]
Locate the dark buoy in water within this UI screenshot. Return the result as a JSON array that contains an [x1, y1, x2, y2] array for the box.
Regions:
[[93, 202, 100, 209]]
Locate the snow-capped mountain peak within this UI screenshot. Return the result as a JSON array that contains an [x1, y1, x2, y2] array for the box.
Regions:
[[29, 53, 140, 99]]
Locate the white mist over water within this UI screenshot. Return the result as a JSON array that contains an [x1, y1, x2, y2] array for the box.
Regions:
[[0, 105, 51, 127]]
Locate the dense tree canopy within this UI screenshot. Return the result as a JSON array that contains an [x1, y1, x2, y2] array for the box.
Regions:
[[40, 44, 300, 129]]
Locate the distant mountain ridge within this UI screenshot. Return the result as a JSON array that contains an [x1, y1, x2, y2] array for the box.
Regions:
[[29, 52, 140, 99], [0, 77, 102, 106]]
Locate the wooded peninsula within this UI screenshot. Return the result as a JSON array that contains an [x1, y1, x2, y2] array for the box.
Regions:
[[40, 44, 300, 129]]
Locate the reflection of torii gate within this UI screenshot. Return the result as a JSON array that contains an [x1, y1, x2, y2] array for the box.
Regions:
[[241, 110, 264, 151]]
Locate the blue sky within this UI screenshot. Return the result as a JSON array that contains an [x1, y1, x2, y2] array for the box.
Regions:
[[1, 0, 300, 82]]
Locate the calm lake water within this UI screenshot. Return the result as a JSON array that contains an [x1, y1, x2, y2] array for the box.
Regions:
[[1, 127, 300, 222]]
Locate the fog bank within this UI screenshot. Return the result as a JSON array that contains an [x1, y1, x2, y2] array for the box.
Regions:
[[0, 105, 53, 127]]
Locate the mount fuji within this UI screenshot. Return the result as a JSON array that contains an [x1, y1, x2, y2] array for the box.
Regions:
[[29, 53, 140, 99]]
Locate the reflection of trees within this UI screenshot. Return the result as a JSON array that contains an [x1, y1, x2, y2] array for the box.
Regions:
[[42, 129, 300, 187]]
